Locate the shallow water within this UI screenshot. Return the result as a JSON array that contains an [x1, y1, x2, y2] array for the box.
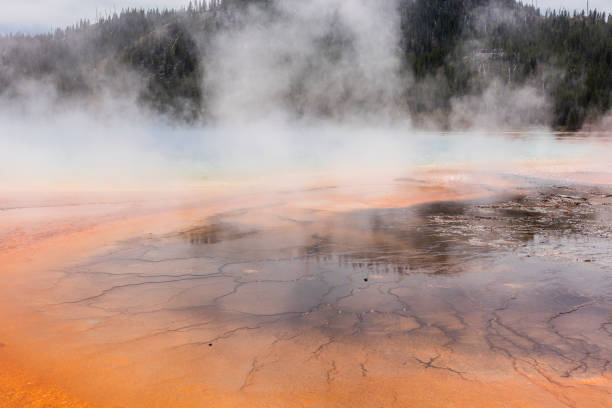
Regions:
[[1, 133, 612, 407], [1, 179, 608, 407]]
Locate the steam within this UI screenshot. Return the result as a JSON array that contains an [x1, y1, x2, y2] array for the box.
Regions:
[[0, 0, 606, 192], [449, 80, 551, 131], [207, 0, 404, 123]]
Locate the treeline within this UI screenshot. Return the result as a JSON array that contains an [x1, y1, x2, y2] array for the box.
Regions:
[[0, 0, 611, 129], [400, 0, 612, 129], [487, 7, 612, 129]]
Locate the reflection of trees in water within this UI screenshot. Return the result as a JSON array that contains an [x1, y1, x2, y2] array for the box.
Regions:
[[297, 201, 476, 275], [182, 222, 258, 245], [177, 188, 605, 274], [298, 191, 601, 275]]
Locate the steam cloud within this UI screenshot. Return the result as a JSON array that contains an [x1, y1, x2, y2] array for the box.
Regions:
[[0, 0, 602, 191], [206, 0, 404, 123]]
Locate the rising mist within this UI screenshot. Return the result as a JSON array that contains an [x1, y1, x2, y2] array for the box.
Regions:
[[1, 0, 611, 189]]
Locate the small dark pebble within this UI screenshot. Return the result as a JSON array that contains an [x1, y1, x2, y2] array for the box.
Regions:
[[584, 259, 593, 262], [364, 278, 368, 282], [208, 343, 213, 347]]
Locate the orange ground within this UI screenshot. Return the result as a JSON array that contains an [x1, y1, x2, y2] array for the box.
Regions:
[[1, 169, 610, 408]]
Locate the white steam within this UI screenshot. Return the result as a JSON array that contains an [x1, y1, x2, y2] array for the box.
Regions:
[[0, 0, 606, 192], [207, 0, 404, 123]]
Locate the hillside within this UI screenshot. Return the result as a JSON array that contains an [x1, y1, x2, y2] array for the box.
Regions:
[[1, 0, 611, 130]]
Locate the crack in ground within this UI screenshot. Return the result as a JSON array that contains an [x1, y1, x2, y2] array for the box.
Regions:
[[415, 354, 469, 380]]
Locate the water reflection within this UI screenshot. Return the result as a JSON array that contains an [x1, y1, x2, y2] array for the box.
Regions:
[[182, 222, 258, 245], [20, 182, 611, 407], [321, 187, 606, 273], [182, 186, 610, 275]]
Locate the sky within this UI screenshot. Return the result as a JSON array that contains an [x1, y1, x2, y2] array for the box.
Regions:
[[537, 0, 610, 13], [0, 0, 609, 34], [0, 0, 190, 34]]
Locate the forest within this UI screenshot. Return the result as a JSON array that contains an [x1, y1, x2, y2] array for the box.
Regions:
[[0, 0, 611, 130]]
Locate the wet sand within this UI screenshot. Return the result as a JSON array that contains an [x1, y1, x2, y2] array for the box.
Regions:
[[1, 170, 611, 407]]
